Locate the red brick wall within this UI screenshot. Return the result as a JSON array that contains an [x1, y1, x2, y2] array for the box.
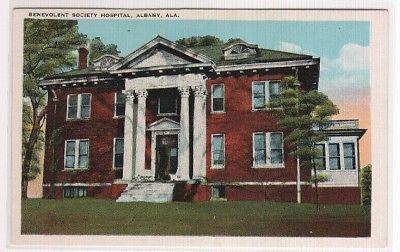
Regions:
[[205, 73, 310, 183], [43, 83, 125, 185], [42, 184, 127, 199], [301, 186, 361, 205]]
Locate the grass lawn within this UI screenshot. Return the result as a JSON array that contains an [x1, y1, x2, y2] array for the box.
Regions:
[[21, 198, 370, 237]]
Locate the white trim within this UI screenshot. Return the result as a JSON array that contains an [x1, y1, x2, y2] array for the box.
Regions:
[[43, 183, 112, 187], [63, 139, 89, 170], [216, 59, 318, 72], [114, 91, 125, 118], [66, 93, 92, 120], [150, 131, 180, 180], [211, 84, 225, 113], [252, 132, 284, 168], [112, 137, 124, 170], [109, 36, 213, 70], [207, 181, 309, 186], [251, 81, 268, 110], [211, 134, 225, 169]]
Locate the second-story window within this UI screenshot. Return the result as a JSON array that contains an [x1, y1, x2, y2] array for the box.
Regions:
[[211, 84, 225, 112], [158, 95, 177, 115], [114, 91, 125, 117], [252, 81, 281, 110], [67, 93, 91, 120]]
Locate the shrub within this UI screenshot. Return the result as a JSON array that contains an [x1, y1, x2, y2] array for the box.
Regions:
[[361, 164, 372, 205]]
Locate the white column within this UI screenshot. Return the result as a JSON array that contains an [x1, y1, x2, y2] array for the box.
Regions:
[[177, 86, 190, 180], [133, 89, 148, 178], [192, 85, 207, 179], [122, 90, 135, 181]]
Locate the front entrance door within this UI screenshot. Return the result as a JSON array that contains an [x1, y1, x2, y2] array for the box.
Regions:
[[155, 134, 178, 180]]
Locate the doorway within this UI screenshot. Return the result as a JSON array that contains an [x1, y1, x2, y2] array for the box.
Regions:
[[155, 134, 178, 180]]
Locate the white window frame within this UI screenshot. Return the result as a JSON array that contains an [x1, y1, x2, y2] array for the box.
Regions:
[[66, 93, 92, 120], [251, 81, 281, 111], [211, 84, 225, 113], [315, 140, 358, 171], [157, 96, 178, 116], [252, 132, 284, 168], [112, 137, 124, 169], [114, 91, 125, 118], [64, 139, 89, 170], [211, 134, 225, 169]]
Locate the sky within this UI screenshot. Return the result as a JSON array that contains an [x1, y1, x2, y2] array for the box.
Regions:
[[77, 19, 371, 166]]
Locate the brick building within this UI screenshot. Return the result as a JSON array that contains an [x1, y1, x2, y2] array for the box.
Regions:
[[39, 36, 366, 204]]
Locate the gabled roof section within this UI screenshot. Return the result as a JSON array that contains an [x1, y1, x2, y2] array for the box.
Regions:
[[109, 36, 213, 70], [147, 117, 180, 131], [190, 41, 313, 66]]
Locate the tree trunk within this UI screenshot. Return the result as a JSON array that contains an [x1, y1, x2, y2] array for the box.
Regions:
[[312, 147, 320, 211], [21, 108, 46, 199]]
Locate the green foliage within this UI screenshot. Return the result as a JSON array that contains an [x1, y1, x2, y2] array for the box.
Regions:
[[23, 19, 87, 184], [361, 164, 372, 205], [176, 35, 224, 47], [269, 76, 339, 166], [310, 173, 330, 184], [88, 37, 120, 62]]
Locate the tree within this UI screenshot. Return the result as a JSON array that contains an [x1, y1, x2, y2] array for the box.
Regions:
[[88, 37, 120, 62], [176, 35, 224, 47], [22, 20, 120, 199], [361, 164, 372, 206], [269, 76, 339, 210]]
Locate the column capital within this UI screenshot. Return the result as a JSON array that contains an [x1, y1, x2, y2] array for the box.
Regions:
[[123, 89, 135, 102], [135, 89, 148, 99], [178, 86, 191, 98], [193, 85, 207, 98]]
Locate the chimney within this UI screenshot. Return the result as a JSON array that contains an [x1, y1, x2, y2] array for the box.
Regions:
[[78, 47, 89, 70]]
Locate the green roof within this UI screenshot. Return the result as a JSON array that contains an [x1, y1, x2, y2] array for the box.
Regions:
[[190, 43, 312, 66], [46, 66, 107, 79], [46, 40, 313, 80]]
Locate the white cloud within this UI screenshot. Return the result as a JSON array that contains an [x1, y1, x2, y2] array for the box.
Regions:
[[338, 43, 369, 70], [321, 43, 369, 72], [275, 42, 309, 54]]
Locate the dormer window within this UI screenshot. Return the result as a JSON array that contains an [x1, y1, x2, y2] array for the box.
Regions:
[[223, 42, 259, 60], [92, 55, 121, 70]]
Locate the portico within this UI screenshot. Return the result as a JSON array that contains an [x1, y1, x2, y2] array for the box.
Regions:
[[121, 74, 207, 182]]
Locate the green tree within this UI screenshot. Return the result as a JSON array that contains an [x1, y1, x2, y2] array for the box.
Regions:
[[22, 19, 120, 199], [88, 37, 120, 62], [269, 76, 339, 210], [23, 19, 86, 199], [176, 35, 224, 47], [361, 164, 372, 206]]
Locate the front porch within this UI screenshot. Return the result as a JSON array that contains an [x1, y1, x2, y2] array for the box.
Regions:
[[120, 74, 208, 183]]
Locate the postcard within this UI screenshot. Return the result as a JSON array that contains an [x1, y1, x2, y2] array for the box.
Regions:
[[9, 8, 388, 250]]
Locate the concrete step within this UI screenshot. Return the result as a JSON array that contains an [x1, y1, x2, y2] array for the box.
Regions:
[[116, 182, 175, 203]]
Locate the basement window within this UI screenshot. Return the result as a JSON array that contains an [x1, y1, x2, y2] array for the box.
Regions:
[[63, 187, 87, 198], [211, 186, 226, 199]]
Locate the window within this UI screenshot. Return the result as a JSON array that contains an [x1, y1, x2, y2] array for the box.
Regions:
[[211, 134, 225, 168], [253, 132, 284, 167], [114, 91, 125, 117], [343, 143, 356, 170], [113, 138, 124, 169], [328, 143, 341, 170], [314, 144, 326, 170], [211, 84, 224, 112], [252, 81, 281, 110], [67, 93, 91, 119], [63, 187, 87, 198], [211, 186, 226, 199], [158, 95, 177, 115], [64, 139, 89, 169]]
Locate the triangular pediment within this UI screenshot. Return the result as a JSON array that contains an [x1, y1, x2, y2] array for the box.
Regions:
[[109, 36, 212, 70], [147, 118, 180, 131]]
